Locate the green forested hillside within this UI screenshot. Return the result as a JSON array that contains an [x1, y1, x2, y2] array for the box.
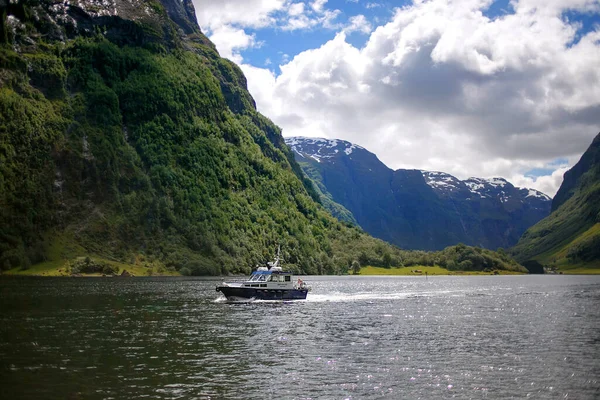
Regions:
[[512, 133, 600, 272], [0, 0, 524, 275]]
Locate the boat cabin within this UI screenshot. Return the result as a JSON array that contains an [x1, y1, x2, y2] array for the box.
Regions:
[[243, 269, 296, 289], [216, 246, 309, 300]]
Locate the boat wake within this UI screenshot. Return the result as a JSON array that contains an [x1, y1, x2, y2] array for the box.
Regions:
[[305, 290, 459, 303], [306, 293, 410, 302], [214, 288, 490, 303], [213, 296, 258, 304]]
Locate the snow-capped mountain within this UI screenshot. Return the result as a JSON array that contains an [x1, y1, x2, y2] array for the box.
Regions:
[[285, 137, 365, 162], [286, 136, 552, 251], [424, 173, 550, 206]]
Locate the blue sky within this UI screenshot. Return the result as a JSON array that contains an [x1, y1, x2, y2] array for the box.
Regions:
[[240, 0, 401, 70], [194, 0, 600, 195]]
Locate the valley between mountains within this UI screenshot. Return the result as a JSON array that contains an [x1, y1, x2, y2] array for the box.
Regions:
[[1, 0, 598, 276], [286, 137, 551, 252]]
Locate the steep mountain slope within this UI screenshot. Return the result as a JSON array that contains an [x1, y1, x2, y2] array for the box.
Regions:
[[513, 133, 600, 270], [0, 0, 401, 275], [0, 0, 526, 275], [286, 137, 551, 251]]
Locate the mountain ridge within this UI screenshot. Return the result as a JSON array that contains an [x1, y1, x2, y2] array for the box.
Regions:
[[286, 136, 552, 251], [287, 136, 550, 200], [512, 132, 600, 271]]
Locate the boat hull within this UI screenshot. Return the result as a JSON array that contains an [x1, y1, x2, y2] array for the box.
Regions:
[[216, 286, 308, 301]]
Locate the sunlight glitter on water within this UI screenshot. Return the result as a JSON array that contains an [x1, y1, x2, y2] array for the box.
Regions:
[[306, 289, 464, 302], [1, 275, 599, 399]]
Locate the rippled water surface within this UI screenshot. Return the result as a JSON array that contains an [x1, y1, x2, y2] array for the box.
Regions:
[[1, 275, 599, 399]]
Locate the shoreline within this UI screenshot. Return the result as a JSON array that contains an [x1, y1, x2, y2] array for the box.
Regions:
[[2, 264, 513, 277], [3, 263, 598, 277], [2, 259, 180, 277], [357, 265, 525, 276], [357, 265, 600, 275]]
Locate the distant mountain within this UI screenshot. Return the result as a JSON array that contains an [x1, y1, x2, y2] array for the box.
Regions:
[[513, 133, 600, 270], [286, 137, 551, 251]]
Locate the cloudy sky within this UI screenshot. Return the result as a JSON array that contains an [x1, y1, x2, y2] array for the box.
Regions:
[[193, 0, 600, 196]]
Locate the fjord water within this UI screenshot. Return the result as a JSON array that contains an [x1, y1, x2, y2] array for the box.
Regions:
[[1, 276, 598, 399]]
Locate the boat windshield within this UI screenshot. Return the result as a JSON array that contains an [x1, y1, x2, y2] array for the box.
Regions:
[[249, 273, 270, 282]]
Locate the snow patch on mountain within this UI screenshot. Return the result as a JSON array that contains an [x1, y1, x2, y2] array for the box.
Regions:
[[464, 179, 486, 194], [422, 171, 463, 192], [463, 177, 515, 198], [487, 177, 509, 188], [285, 136, 365, 161], [429, 175, 552, 203], [524, 188, 552, 201]]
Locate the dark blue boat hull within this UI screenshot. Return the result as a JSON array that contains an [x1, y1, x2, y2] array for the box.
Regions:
[[216, 286, 308, 300]]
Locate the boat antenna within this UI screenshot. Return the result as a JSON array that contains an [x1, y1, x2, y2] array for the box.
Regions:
[[274, 245, 281, 268]]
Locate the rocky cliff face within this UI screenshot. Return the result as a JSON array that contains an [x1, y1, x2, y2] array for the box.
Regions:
[[551, 133, 600, 212], [2, 0, 202, 41], [286, 137, 552, 251]]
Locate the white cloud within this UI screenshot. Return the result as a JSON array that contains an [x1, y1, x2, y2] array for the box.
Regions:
[[281, 3, 341, 31], [193, 0, 343, 58], [238, 0, 600, 197], [344, 14, 372, 34], [284, 14, 315, 30], [193, 0, 285, 30], [319, 9, 343, 29], [192, 0, 284, 61], [288, 2, 305, 16], [207, 24, 259, 62], [515, 0, 600, 14], [510, 166, 571, 196], [311, 0, 328, 13]]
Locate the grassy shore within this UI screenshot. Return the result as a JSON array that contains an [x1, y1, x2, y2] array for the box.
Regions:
[[3, 257, 180, 277], [3, 258, 597, 277], [358, 265, 525, 276], [551, 265, 600, 275], [556, 269, 600, 274], [2, 232, 180, 277]]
